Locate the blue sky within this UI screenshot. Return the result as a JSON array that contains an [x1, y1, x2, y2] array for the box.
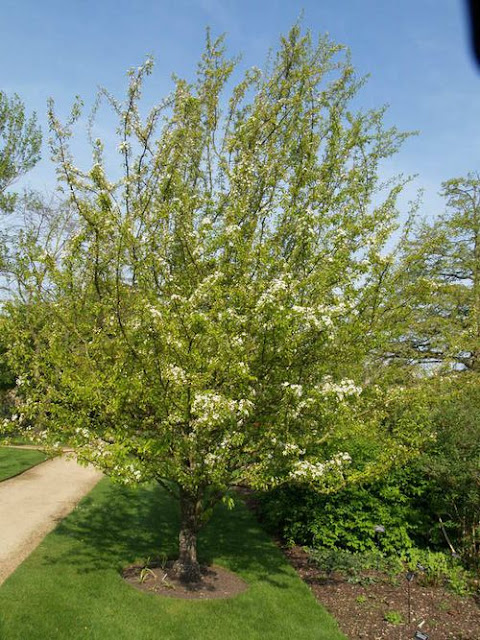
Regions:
[[1, 0, 479, 216]]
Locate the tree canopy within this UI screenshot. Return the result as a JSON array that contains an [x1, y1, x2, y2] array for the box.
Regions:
[[1, 26, 421, 579]]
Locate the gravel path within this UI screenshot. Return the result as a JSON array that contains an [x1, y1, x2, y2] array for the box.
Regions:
[[0, 455, 102, 585]]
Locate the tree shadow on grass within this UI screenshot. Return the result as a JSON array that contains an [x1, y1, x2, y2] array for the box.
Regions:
[[43, 482, 178, 573], [43, 480, 292, 588], [200, 502, 292, 589]]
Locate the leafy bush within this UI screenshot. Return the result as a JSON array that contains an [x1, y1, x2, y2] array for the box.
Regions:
[[306, 547, 402, 580], [420, 375, 480, 568], [0, 357, 16, 425], [403, 548, 473, 595], [257, 375, 480, 573], [306, 546, 474, 595], [257, 466, 429, 554], [0, 317, 15, 392], [0, 319, 16, 424]]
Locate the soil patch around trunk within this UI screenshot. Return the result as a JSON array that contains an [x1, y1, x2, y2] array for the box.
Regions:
[[122, 561, 248, 600]]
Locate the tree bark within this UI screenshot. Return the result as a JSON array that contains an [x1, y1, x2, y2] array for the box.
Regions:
[[172, 487, 202, 582]]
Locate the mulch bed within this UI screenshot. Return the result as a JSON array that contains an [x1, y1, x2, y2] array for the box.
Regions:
[[122, 561, 248, 600], [238, 488, 480, 639], [285, 545, 480, 639]]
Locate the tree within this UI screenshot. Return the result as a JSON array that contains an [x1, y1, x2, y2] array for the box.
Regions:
[[0, 92, 41, 418], [2, 27, 415, 580], [0, 91, 41, 213], [384, 174, 480, 372]]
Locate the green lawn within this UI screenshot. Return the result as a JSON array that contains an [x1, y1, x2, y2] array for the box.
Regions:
[[0, 480, 345, 640], [0, 447, 48, 481]]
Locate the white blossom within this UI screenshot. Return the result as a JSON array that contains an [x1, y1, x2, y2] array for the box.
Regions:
[[192, 392, 254, 428], [147, 305, 162, 318], [256, 278, 289, 308], [282, 442, 305, 456], [117, 140, 130, 153], [320, 376, 362, 400], [282, 382, 303, 397], [165, 364, 187, 384], [290, 460, 326, 480], [289, 452, 351, 481], [200, 216, 212, 228], [224, 224, 240, 236]]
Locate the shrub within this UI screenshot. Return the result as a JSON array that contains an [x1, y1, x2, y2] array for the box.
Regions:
[[306, 547, 403, 579], [257, 375, 480, 572], [306, 546, 474, 595], [257, 465, 429, 554], [420, 375, 480, 568]]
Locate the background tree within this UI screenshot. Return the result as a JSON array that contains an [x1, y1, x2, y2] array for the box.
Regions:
[[382, 174, 480, 372], [0, 91, 41, 213], [0, 92, 41, 421], [2, 27, 417, 580]]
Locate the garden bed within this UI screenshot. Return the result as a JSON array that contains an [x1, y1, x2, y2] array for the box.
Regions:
[[285, 545, 480, 640], [241, 488, 480, 638]]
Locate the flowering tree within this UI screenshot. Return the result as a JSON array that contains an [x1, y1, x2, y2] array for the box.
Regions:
[[2, 27, 413, 579]]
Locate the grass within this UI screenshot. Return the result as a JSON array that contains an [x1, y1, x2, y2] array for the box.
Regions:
[[0, 446, 48, 481], [0, 480, 346, 640]]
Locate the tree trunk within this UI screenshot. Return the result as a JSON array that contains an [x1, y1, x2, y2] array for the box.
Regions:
[[172, 488, 202, 582]]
